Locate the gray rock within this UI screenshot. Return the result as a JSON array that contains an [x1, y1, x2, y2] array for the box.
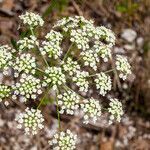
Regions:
[[121, 29, 137, 43], [124, 44, 135, 51], [136, 37, 144, 47]]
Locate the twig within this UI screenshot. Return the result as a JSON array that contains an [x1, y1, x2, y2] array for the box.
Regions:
[[71, 0, 83, 16], [110, 56, 122, 90]]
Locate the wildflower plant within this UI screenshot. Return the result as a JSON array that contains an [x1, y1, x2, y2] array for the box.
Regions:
[[0, 12, 132, 149]]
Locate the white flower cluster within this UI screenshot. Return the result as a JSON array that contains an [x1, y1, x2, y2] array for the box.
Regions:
[[108, 98, 123, 124], [73, 71, 89, 92], [43, 67, 66, 90], [53, 16, 94, 32], [12, 74, 42, 102], [57, 91, 80, 115], [81, 50, 99, 70], [95, 26, 116, 47], [16, 107, 44, 135], [40, 30, 63, 59], [17, 36, 39, 51], [0, 84, 11, 102], [81, 98, 101, 124], [95, 72, 112, 96], [70, 29, 90, 50], [19, 12, 44, 28], [13, 53, 36, 77], [116, 55, 132, 80], [54, 16, 95, 50], [93, 42, 111, 62], [62, 57, 80, 75], [49, 129, 77, 150], [1, 14, 131, 141], [45, 30, 63, 42], [0, 45, 13, 75]]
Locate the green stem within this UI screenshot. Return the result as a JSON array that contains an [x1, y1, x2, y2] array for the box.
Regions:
[[64, 85, 85, 100], [56, 90, 61, 131], [37, 89, 49, 109], [88, 68, 115, 77], [62, 43, 74, 62], [30, 27, 49, 67], [30, 28, 34, 35]]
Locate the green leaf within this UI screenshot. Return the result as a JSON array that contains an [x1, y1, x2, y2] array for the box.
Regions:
[[11, 39, 18, 49]]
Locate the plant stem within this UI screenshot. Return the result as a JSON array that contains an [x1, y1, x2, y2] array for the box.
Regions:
[[64, 84, 85, 100], [30, 27, 34, 35], [88, 68, 115, 77], [30, 27, 49, 67], [37, 89, 49, 109], [110, 56, 122, 90], [62, 43, 74, 62], [56, 90, 61, 131]]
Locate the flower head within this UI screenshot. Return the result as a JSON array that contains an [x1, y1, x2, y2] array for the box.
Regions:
[[95, 72, 112, 96], [54, 16, 95, 50], [81, 98, 101, 124], [81, 50, 99, 70], [45, 30, 63, 42], [43, 67, 66, 90], [108, 98, 123, 124], [116, 55, 131, 80], [57, 90, 80, 115], [12, 74, 42, 102], [40, 30, 63, 59], [17, 35, 39, 51], [93, 42, 111, 62], [40, 41, 62, 59], [70, 29, 90, 50], [73, 71, 89, 92], [19, 12, 44, 28], [16, 107, 44, 135], [53, 16, 94, 32], [0, 84, 11, 102], [0, 45, 13, 75], [95, 26, 116, 47], [49, 130, 77, 150], [13, 53, 36, 77], [62, 57, 80, 76]]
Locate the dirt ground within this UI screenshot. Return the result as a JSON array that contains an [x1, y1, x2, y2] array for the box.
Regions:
[[0, 0, 150, 150]]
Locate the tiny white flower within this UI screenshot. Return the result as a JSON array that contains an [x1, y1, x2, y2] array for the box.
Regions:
[[43, 67, 66, 90], [57, 90, 80, 115], [93, 42, 111, 62], [73, 71, 89, 92], [95, 26, 116, 47], [40, 30, 63, 59], [13, 53, 36, 77], [0, 45, 13, 75], [80, 98, 101, 124], [108, 98, 123, 124], [15, 107, 44, 135], [49, 130, 77, 150], [80, 50, 99, 70], [95, 72, 112, 96], [115, 55, 132, 80], [19, 12, 44, 27], [17, 35, 39, 51], [12, 74, 42, 102], [62, 57, 80, 75], [0, 84, 11, 102]]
